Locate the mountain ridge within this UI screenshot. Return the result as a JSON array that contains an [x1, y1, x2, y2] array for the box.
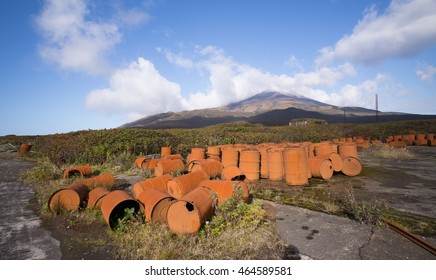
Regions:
[[120, 91, 436, 129]]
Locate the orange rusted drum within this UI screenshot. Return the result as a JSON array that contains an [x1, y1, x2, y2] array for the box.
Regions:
[[80, 173, 115, 189], [63, 165, 93, 179], [220, 165, 246, 181], [206, 146, 221, 161], [154, 159, 184, 177], [100, 190, 141, 229], [136, 188, 176, 223], [199, 180, 249, 204], [167, 170, 208, 199], [389, 141, 407, 148], [48, 183, 89, 212], [314, 143, 333, 157], [282, 147, 309, 186], [162, 154, 183, 160], [166, 186, 215, 235], [18, 143, 32, 156], [341, 157, 362, 177], [190, 159, 223, 179], [308, 157, 333, 180], [161, 146, 171, 157], [186, 147, 206, 164], [413, 139, 428, 146], [132, 174, 173, 198], [134, 156, 148, 169], [338, 143, 358, 159], [87, 187, 111, 209], [267, 148, 284, 182], [428, 139, 436, 146], [257, 147, 269, 179], [316, 153, 343, 172], [221, 147, 239, 168], [239, 149, 260, 182]]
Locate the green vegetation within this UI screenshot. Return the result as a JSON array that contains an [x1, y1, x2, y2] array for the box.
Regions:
[[3, 119, 436, 166]]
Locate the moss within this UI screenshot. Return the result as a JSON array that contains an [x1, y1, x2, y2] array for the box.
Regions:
[[383, 209, 436, 237]]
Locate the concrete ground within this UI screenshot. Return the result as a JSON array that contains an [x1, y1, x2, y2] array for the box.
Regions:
[[0, 154, 61, 260], [274, 203, 436, 260]]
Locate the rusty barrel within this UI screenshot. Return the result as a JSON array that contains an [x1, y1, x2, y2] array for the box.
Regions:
[[189, 159, 223, 179], [134, 156, 148, 169], [18, 143, 32, 156], [132, 174, 173, 198], [207, 146, 221, 161], [48, 183, 89, 212], [308, 157, 333, 180], [87, 187, 111, 209], [220, 165, 246, 181], [389, 141, 407, 148], [167, 170, 208, 199], [338, 143, 358, 159], [137, 188, 176, 223], [161, 146, 171, 157], [154, 159, 185, 177], [100, 190, 141, 229], [162, 154, 183, 160], [282, 147, 309, 186], [186, 147, 206, 164], [221, 147, 239, 168], [316, 153, 343, 172], [314, 143, 333, 157], [341, 157, 362, 177], [80, 173, 115, 189], [167, 186, 215, 235], [199, 180, 249, 204], [238, 149, 260, 182], [63, 165, 93, 178], [267, 148, 284, 182], [257, 147, 269, 179]]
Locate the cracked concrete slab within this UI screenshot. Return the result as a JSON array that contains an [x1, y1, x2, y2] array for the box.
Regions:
[[360, 226, 436, 260], [274, 203, 436, 260], [274, 204, 372, 259]]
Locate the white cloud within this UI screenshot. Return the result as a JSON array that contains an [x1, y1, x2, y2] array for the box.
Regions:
[[285, 55, 304, 72], [85, 47, 393, 121], [35, 0, 122, 76], [157, 48, 194, 69], [115, 8, 151, 26], [175, 46, 357, 109], [317, 0, 436, 65], [416, 62, 436, 81], [85, 57, 185, 119], [326, 74, 390, 108]]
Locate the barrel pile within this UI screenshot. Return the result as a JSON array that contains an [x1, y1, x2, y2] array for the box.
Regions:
[[385, 130, 436, 147], [47, 139, 364, 234]]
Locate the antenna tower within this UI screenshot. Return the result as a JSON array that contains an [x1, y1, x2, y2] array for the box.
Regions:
[[375, 94, 379, 123]]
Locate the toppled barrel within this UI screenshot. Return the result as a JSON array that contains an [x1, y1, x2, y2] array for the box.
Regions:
[[166, 186, 215, 235], [100, 190, 141, 230], [48, 183, 89, 213], [137, 188, 176, 223], [63, 165, 93, 179]]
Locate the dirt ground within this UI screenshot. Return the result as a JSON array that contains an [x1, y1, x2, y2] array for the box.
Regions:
[[1, 145, 435, 259]]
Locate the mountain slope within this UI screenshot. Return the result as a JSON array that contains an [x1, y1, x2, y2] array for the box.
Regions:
[[120, 91, 436, 129]]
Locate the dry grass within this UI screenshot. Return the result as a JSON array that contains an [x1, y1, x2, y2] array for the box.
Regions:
[[112, 199, 290, 260], [361, 144, 415, 159]]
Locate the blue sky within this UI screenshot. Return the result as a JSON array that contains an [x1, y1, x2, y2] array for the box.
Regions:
[[1, 0, 435, 136]]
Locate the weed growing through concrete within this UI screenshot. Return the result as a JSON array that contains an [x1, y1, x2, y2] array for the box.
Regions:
[[341, 186, 387, 225]]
